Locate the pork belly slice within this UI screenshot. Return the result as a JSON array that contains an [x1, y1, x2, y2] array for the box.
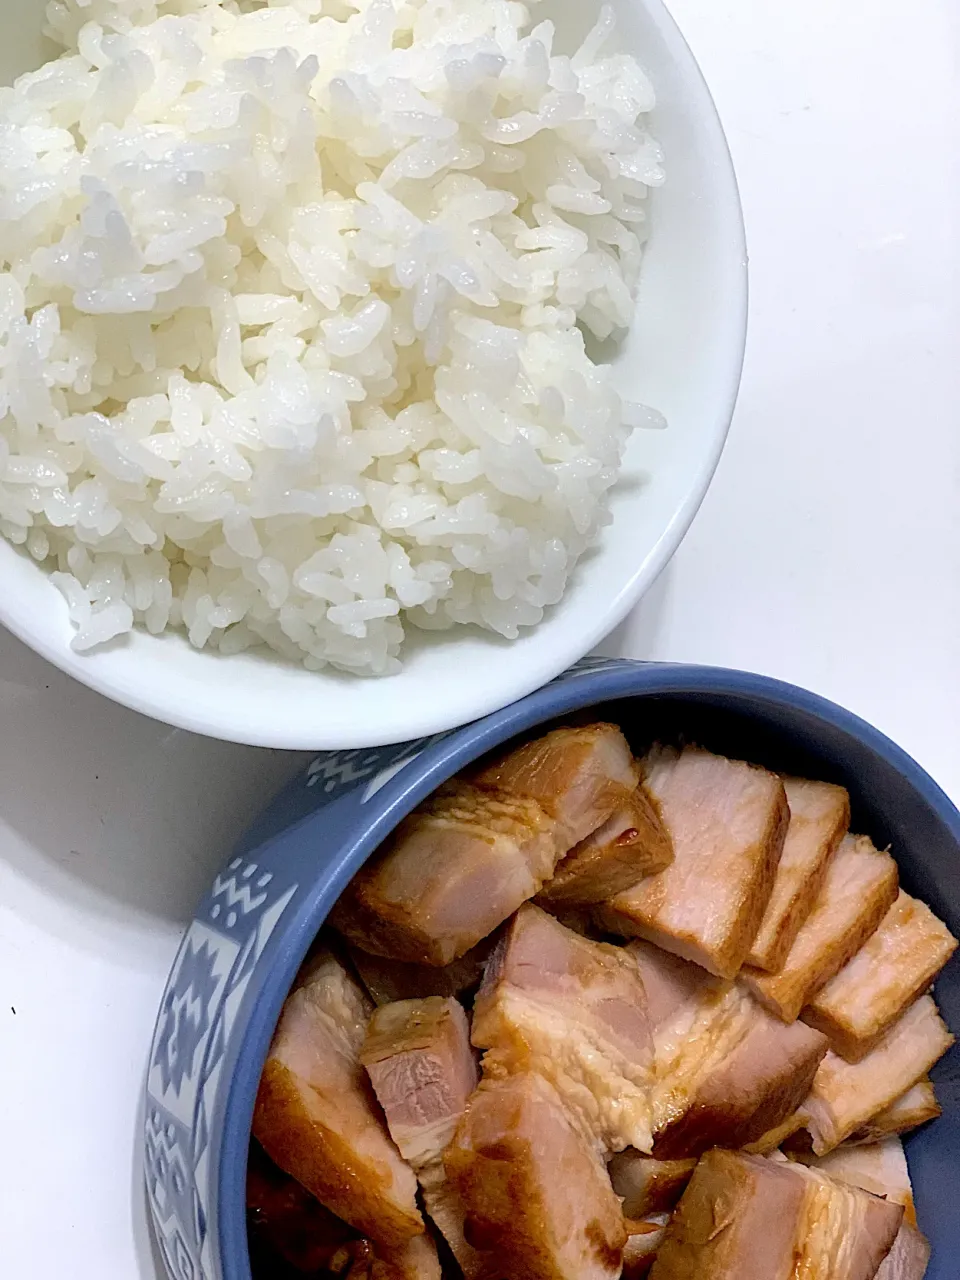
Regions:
[[800, 995, 953, 1155], [361, 997, 478, 1168], [537, 785, 672, 907], [622, 1215, 670, 1279], [845, 1079, 941, 1146], [809, 1137, 916, 1225], [330, 783, 562, 966], [658, 1003, 826, 1159], [472, 904, 654, 1152], [744, 834, 899, 1023], [628, 940, 827, 1157], [875, 1224, 931, 1280], [747, 778, 850, 971], [648, 1151, 808, 1280], [349, 935, 497, 1007], [360, 997, 484, 1277], [445, 1072, 626, 1280], [803, 891, 958, 1060], [649, 1149, 903, 1280], [473, 722, 639, 847], [252, 949, 423, 1247], [609, 1152, 696, 1216], [598, 747, 788, 978], [792, 1162, 905, 1280]]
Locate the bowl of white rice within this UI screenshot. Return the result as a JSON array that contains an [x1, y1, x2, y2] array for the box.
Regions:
[[0, 0, 745, 749]]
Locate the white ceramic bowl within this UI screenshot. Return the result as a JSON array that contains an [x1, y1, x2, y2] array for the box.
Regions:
[[0, 0, 746, 750]]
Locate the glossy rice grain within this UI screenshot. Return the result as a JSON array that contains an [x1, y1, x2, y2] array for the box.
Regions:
[[4, 1, 663, 671]]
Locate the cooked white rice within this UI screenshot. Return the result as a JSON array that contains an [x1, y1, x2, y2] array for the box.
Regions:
[[0, 0, 663, 673]]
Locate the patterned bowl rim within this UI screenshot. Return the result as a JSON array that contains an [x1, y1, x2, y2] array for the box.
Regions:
[[196, 657, 960, 1280]]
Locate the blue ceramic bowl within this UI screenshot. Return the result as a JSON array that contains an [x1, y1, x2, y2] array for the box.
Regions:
[[144, 657, 960, 1280]]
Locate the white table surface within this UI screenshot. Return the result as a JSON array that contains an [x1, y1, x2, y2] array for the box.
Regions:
[[2, 1, 959, 1276]]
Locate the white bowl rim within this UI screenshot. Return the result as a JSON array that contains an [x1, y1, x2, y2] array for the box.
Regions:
[[0, 0, 748, 750]]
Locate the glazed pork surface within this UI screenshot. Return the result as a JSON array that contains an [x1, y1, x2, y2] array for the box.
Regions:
[[472, 904, 654, 1152], [445, 1072, 626, 1280], [802, 891, 957, 1061], [649, 1149, 903, 1280], [252, 949, 423, 1247], [746, 777, 850, 971], [629, 939, 827, 1156], [744, 834, 899, 1023], [598, 746, 789, 978]]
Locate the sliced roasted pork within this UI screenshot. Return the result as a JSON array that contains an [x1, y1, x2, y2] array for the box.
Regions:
[[622, 1215, 670, 1279], [360, 997, 484, 1277], [349, 935, 497, 1007], [628, 935, 727, 1030], [654, 1001, 826, 1159], [809, 1137, 916, 1225], [252, 949, 423, 1247], [473, 723, 639, 847], [361, 997, 478, 1166], [598, 747, 788, 978], [537, 785, 672, 906], [608, 1152, 696, 1216], [875, 1224, 931, 1280], [649, 1150, 807, 1279], [649, 1149, 903, 1280], [445, 1072, 626, 1280], [800, 996, 953, 1155], [747, 778, 850, 971], [793, 1162, 906, 1280], [744, 834, 899, 1023], [330, 783, 562, 965], [628, 939, 827, 1157], [472, 904, 654, 1152], [846, 1079, 940, 1146], [803, 891, 957, 1060]]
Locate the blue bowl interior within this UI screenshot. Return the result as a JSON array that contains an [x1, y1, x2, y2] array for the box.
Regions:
[[233, 673, 960, 1279]]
